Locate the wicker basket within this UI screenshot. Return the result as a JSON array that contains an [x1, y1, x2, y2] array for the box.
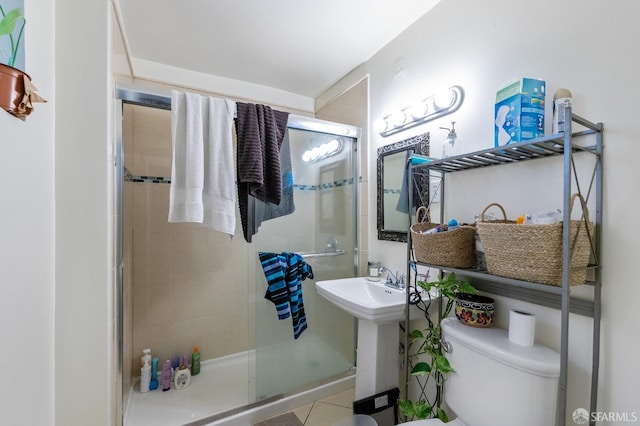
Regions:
[[476, 195, 594, 286], [411, 206, 476, 268]]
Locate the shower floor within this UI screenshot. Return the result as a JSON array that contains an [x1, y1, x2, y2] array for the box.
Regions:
[[125, 351, 251, 426], [124, 341, 355, 426]]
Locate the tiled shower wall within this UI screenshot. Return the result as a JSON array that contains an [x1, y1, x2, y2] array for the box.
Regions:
[[123, 104, 251, 381]]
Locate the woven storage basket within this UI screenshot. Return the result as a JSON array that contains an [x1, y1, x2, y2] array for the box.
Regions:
[[476, 195, 594, 286], [411, 206, 476, 268]]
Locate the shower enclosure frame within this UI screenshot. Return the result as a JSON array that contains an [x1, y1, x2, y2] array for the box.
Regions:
[[114, 85, 361, 425]]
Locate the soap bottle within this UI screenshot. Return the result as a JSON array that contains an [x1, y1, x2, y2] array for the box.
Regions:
[[161, 359, 172, 391], [140, 359, 151, 393], [440, 122, 459, 158], [149, 357, 159, 391], [174, 358, 191, 390], [191, 346, 201, 376]]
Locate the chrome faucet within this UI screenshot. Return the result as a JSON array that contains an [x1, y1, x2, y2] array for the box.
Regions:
[[380, 267, 405, 290]]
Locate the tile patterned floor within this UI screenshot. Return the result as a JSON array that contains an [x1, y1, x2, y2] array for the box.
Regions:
[[262, 388, 355, 426]]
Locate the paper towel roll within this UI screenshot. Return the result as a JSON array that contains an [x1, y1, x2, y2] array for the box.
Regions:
[[508, 309, 536, 346]]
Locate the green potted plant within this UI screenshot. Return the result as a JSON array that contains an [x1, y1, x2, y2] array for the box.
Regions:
[[398, 272, 476, 422], [0, 4, 44, 118], [0, 4, 25, 68]]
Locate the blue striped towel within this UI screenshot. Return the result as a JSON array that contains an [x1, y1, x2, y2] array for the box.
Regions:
[[259, 252, 314, 339]]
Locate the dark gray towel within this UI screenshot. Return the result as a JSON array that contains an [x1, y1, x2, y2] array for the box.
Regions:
[[254, 130, 295, 232], [235, 102, 290, 242]]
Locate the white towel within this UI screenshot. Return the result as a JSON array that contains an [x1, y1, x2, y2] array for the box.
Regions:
[[169, 91, 205, 223], [169, 91, 237, 236], [202, 97, 237, 235]]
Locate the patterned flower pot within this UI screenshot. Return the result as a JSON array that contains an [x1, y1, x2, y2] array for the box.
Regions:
[[455, 293, 495, 328]]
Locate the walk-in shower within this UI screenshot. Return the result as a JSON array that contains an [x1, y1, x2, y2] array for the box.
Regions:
[[115, 88, 361, 425]]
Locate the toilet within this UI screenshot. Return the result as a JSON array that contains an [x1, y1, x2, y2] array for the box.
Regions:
[[400, 317, 560, 426]]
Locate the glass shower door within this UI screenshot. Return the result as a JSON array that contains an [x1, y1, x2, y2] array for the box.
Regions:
[[251, 120, 359, 400]]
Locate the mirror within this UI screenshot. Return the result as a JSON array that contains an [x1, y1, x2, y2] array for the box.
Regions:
[[377, 133, 430, 242]]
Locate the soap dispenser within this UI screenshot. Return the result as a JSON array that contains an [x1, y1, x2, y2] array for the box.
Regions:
[[140, 359, 151, 393], [440, 122, 460, 158]]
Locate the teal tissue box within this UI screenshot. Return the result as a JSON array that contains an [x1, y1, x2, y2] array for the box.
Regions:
[[495, 78, 546, 146]]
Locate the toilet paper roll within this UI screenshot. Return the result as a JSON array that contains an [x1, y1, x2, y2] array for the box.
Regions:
[[508, 309, 536, 347]]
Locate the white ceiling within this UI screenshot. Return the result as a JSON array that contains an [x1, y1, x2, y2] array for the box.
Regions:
[[117, 0, 440, 98]]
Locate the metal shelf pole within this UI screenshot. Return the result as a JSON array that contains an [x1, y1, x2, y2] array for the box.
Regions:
[[556, 108, 574, 426], [589, 123, 604, 426]]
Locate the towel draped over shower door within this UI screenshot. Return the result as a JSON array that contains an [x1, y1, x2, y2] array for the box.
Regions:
[[259, 251, 314, 339], [235, 102, 290, 242], [168, 90, 237, 236]]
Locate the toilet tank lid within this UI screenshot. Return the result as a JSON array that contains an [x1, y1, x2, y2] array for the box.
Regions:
[[442, 318, 560, 377]]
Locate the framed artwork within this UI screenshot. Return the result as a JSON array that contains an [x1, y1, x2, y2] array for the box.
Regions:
[[0, 0, 25, 70]]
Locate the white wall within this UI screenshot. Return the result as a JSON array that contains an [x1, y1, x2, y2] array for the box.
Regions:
[[0, 1, 54, 425], [55, 1, 112, 425], [322, 0, 640, 422], [4, 1, 637, 425]]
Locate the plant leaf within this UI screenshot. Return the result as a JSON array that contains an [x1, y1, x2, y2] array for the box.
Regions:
[[414, 401, 433, 419], [437, 407, 449, 422], [398, 399, 433, 419], [0, 9, 22, 36], [410, 329, 425, 340], [417, 280, 433, 292], [435, 355, 455, 374], [397, 399, 414, 417], [458, 280, 477, 294], [410, 362, 432, 376]]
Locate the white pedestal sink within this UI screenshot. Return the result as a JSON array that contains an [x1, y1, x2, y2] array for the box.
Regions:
[[315, 277, 408, 400]]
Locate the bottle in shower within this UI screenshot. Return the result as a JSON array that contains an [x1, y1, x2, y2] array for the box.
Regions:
[[191, 346, 201, 376], [174, 357, 191, 390], [140, 348, 152, 367], [149, 357, 159, 390], [161, 359, 172, 391], [139, 359, 151, 393]]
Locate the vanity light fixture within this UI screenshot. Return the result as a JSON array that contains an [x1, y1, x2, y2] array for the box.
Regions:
[[302, 138, 343, 163], [375, 86, 464, 137]]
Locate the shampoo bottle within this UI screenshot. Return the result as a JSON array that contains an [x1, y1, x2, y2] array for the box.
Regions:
[[161, 360, 172, 391], [174, 359, 191, 390], [140, 359, 151, 393], [191, 346, 201, 376]]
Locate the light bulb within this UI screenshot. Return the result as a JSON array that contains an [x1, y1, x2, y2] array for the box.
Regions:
[[374, 118, 389, 134], [409, 101, 428, 119], [327, 139, 340, 154], [318, 143, 330, 157], [434, 89, 455, 110], [389, 110, 407, 128]]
